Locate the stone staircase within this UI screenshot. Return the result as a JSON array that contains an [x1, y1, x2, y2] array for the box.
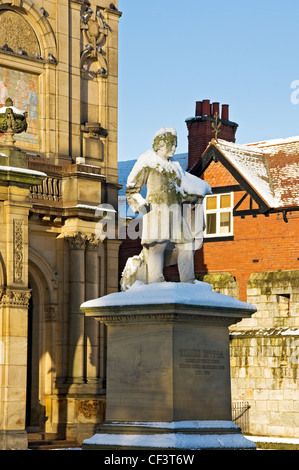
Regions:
[[27, 433, 80, 450]]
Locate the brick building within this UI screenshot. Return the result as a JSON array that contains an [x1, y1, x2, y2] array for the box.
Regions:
[[187, 100, 299, 302], [187, 100, 299, 440]]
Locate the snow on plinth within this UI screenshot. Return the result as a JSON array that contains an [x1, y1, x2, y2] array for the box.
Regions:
[[81, 280, 256, 312], [82, 421, 256, 450]]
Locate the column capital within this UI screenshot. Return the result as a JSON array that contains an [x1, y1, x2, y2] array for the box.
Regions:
[[87, 233, 101, 250], [0, 288, 31, 308], [66, 232, 88, 250]]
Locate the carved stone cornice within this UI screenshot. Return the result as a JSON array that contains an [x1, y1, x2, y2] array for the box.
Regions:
[[82, 303, 254, 328], [0, 288, 31, 308]]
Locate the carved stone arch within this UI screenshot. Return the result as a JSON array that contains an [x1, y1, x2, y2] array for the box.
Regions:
[[27, 248, 57, 430], [29, 247, 58, 304], [0, 0, 57, 59]]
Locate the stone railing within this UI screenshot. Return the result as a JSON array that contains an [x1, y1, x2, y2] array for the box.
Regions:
[[30, 176, 62, 202], [28, 161, 63, 203]]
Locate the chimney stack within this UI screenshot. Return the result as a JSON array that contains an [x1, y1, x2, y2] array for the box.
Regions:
[[186, 99, 238, 171]]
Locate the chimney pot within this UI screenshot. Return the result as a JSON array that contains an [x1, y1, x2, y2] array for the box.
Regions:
[[212, 102, 220, 117], [221, 104, 229, 121], [202, 99, 210, 116], [195, 101, 202, 117]]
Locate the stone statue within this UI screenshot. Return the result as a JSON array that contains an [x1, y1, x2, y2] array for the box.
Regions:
[[120, 128, 212, 291]]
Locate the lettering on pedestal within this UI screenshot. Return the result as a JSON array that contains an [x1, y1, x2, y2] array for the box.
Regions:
[[179, 349, 225, 376], [13, 219, 23, 284]]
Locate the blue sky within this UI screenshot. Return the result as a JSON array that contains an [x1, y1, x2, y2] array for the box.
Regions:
[[118, 0, 299, 161]]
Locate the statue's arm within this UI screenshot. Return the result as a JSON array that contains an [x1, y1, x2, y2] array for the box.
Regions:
[[126, 167, 149, 214], [180, 171, 212, 202]]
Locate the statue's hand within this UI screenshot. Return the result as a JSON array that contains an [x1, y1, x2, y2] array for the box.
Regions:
[[138, 202, 150, 214]]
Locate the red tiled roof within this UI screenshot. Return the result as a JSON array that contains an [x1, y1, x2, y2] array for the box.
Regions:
[[247, 138, 299, 208], [204, 137, 299, 209]]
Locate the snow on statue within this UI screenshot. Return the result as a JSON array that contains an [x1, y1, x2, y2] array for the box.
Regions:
[[121, 127, 212, 291]]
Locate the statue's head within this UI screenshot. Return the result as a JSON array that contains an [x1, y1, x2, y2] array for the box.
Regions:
[[153, 127, 177, 159]]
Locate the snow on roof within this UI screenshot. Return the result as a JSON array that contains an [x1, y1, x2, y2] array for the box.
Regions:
[[245, 136, 299, 149], [213, 140, 278, 208], [210, 137, 299, 209]]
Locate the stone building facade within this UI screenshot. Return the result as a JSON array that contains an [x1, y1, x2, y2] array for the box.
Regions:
[[0, 0, 122, 450]]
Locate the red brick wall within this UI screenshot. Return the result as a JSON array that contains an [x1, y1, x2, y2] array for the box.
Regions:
[[201, 160, 239, 187], [191, 160, 299, 301], [187, 120, 237, 170], [194, 197, 299, 301]]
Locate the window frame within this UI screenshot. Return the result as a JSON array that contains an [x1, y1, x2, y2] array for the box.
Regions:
[[204, 192, 234, 238]]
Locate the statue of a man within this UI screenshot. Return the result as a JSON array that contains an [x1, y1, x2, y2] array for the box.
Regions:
[[121, 127, 211, 290]]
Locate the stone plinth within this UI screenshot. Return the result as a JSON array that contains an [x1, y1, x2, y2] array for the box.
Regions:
[[81, 281, 257, 450]]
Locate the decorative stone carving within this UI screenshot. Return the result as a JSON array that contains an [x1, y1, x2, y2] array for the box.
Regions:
[[66, 232, 88, 250], [80, 6, 110, 78], [0, 98, 28, 145], [81, 122, 108, 138], [13, 218, 24, 284], [0, 288, 31, 308], [87, 233, 101, 250], [0, 9, 41, 58], [45, 305, 57, 322]]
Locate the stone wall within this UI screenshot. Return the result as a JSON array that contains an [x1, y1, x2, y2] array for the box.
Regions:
[[198, 270, 299, 438], [230, 329, 299, 438], [229, 271, 299, 438]]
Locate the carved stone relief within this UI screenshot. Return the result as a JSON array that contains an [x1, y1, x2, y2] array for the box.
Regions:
[[13, 218, 24, 284], [0, 10, 41, 58], [45, 304, 57, 322], [80, 6, 110, 79]]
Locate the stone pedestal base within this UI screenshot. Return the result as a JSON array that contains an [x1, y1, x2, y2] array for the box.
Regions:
[[81, 282, 257, 451], [82, 420, 255, 450]]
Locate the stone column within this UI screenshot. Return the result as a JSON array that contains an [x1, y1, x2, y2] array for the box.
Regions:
[[0, 151, 45, 450], [85, 234, 100, 383], [104, 239, 122, 295], [66, 233, 87, 382], [0, 288, 31, 450]]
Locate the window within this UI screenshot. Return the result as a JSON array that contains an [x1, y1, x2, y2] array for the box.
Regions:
[[204, 193, 233, 237]]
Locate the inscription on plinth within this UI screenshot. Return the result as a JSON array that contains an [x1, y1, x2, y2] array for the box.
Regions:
[[179, 348, 225, 376]]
